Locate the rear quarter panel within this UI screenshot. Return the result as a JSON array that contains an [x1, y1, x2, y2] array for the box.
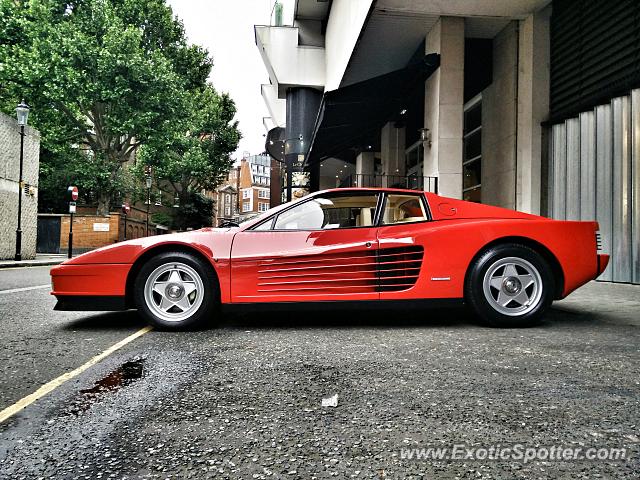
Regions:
[[379, 218, 598, 300]]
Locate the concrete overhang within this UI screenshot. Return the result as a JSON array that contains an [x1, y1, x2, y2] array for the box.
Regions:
[[254, 25, 325, 98], [376, 0, 552, 18], [261, 84, 286, 127], [340, 0, 552, 87], [263, 116, 276, 132]]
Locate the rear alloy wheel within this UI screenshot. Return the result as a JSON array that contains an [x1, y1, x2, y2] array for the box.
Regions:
[[465, 244, 554, 327], [134, 251, 218, 330]]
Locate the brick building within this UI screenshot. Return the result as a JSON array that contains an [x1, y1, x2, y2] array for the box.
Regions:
[[37, 206, 168, 256], [212, 166, 240, 227], [239, 153, 271, 220]]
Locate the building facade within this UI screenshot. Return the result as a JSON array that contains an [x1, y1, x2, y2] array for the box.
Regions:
[[239, 154, 272, 219], [0, 111, 40, 260], [255, 0, 640, 284], [212, 166, 240, 227]]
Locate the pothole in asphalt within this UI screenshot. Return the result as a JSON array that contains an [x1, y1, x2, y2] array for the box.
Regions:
[[66, 357, 145, 416]]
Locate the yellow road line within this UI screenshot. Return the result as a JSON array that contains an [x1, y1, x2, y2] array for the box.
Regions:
[[0, 326, 153, 424]]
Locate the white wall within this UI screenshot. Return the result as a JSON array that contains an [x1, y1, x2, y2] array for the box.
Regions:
[[261, 84, 286, 127], [0, 112, 40, 260], [324, 0, 374, 91], [255, 26, 325, 94]]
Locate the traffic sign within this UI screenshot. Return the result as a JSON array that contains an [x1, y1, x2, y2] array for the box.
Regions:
[[68, 185, 78, 201]]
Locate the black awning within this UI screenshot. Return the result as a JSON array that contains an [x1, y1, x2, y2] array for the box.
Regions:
[[306, 53, 440, 165]]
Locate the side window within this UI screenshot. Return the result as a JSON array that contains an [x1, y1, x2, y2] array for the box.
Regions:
[[382, 194, 428, 225], [253, 219, 273, 231], [273, 193, 379, 230]]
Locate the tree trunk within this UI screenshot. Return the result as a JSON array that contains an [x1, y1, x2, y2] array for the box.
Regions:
[[96, 193, 111, 217]]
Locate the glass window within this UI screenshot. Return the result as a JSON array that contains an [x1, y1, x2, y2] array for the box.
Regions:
[[463, 97, 482, 203], [463, 186, 482, 203], [463, 159, 482, 190], [464, 131, 481, 159], [253, 219, 273, 230], [242, 189, 250, 199], [381, 194, 427, 225], [273, 193, 379, 230]]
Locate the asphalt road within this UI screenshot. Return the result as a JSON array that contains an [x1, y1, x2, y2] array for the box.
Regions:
[[0, 266, 639, 479]]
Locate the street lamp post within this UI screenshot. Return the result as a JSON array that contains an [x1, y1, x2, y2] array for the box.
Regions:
[[14, 100, 30, 261], [145, 166, 152, 236]]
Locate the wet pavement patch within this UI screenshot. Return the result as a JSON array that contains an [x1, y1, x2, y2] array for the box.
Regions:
[[66, 358, 145, 416]]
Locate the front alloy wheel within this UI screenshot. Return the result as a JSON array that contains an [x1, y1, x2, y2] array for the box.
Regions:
[[134, 251, 218, 330], [144, 262, 205, 323]]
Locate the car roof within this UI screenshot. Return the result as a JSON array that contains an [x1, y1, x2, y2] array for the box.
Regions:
[[317, 187, 428, 195]]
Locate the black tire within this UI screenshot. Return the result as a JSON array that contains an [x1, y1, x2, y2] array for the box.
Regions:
[[133, 251, 218, 330], [464, 243, 555, 327]]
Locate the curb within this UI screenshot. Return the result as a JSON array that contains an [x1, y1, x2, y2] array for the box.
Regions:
[[0, 260, 65, 269]]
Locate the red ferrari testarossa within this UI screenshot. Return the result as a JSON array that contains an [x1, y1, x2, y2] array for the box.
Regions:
[[51, 188, 609, 329]]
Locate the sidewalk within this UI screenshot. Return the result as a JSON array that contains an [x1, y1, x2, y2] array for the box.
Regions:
[[0, 254, 67, 269], [555, 279, 640, 326]]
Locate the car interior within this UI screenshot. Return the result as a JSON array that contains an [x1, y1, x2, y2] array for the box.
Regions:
[[382, 195, 427, 224], [257, 193, 427, 230]]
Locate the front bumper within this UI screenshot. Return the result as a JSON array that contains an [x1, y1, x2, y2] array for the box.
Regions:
[[50, 263, 131, 296], [54, 295, 127, 311]]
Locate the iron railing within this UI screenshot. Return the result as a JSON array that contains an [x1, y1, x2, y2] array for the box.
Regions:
[[339, 174, 438, 193]]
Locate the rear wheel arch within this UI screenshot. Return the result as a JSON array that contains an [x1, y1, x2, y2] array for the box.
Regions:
[[464, 236, 565, 299], [125, 244, 220, 308]]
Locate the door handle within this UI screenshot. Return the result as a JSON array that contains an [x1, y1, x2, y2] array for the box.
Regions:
[[365, 242, 372, 248]]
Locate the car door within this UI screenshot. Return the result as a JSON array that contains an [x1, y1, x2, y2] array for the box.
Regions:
[[230, 191, 382, 303], [376, 192, 432, 300]]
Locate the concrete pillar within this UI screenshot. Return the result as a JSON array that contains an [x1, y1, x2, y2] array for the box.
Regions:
[[356, 151, 375, 187], [380, 122, 406, 178], [516, 6, 551, 214], [481, 22, 518, 210], [423, 17, 464, 198], [284, 87, 322, 201]]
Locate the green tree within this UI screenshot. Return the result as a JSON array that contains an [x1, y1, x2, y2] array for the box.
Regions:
[[0, 0, 214, 215], [181, 192, 214, 230], [138, 85, 240, 229]]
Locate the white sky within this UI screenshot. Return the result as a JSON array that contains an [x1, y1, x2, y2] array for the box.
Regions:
[[167, 0, 295, 161]]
